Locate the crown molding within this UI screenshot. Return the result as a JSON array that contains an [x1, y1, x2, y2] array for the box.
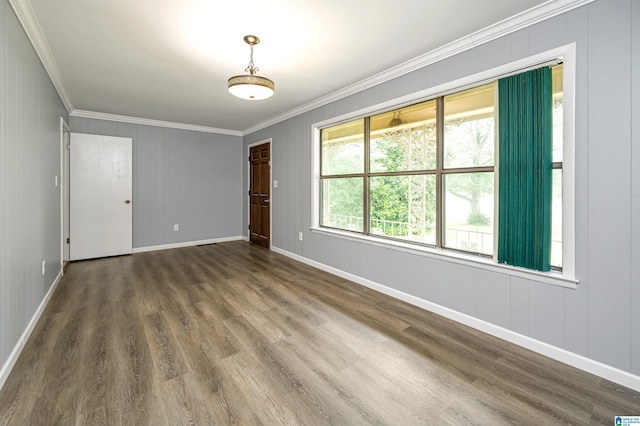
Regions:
[[8, 0, 74, 113], [242, 0, 594, 136], [11, 0, 593, 137], [70, 110, 242, 137]]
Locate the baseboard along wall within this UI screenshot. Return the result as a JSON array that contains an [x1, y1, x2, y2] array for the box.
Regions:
[[0, 269, 63, 391], [270, 246, 640, 393], [132, 236, 244, 253]]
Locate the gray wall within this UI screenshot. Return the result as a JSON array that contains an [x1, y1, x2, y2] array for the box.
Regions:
[[0, 0, 69, 371], [69, 118, 243, 249], [244, 0, 640, 376]]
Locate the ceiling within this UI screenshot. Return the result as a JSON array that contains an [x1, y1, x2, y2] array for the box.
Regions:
[[21, 0, 556, 134]]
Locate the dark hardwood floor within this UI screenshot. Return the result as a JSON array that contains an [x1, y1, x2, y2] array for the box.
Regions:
[[0, 241, 638, 425]]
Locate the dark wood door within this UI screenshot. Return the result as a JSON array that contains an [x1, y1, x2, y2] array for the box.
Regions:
[[249, 143, 270, 248]]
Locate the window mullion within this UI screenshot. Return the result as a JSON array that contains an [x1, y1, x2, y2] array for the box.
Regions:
[[321, 173, 368, 179], [435, 97, 444, 249], [369, 170, 436, 177], [364, 117, 370, 235], [441, 166, 494, 174]]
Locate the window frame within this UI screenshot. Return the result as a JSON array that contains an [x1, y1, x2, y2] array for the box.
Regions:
[[311, 44, 577, 288]]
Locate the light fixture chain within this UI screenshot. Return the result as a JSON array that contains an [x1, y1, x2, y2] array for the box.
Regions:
[[245, 43, 259, 75]]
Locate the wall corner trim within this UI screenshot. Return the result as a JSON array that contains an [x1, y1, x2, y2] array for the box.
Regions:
[[8, 0, 74, 113], [271, 245, 640, 393], [70, 110, 243, 136], [0, 268, 64, 392]]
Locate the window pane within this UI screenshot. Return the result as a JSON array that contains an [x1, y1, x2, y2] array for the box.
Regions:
[[370, 175, 436, 244], [370, 100, 437, 172], [552, 64, 563, 163], [444, 84, 495, 169], [321, 119, 364, 175], [443, 172, 494, 255], [551, 168, 563, 267], [321, 178, 364, 232]]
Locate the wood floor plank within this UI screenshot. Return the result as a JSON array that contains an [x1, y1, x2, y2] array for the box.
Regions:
[[142, 311, 187, 381], [1, 241, 638, 425], [219, 352, 304, 425], [268, 338, 385, 425], [189, 299, 241, 360], [111, 305, 161, 424]]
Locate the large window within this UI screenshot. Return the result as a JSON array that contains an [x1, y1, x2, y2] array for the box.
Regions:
[[319, 64, 564, 272]]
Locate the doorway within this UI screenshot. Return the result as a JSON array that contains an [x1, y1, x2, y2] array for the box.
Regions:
[[249, 141, 271, 248], [60, 118, 70, 266]]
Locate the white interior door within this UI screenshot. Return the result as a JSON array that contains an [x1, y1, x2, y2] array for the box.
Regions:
[[61, 119, 70, 263], [70, 133, 133, 261]]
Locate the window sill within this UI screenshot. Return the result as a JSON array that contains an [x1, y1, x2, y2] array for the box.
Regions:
[[309, 227, 579, 289]]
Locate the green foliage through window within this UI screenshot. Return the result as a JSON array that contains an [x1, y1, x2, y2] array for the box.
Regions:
[[319, 64, 563, 270]]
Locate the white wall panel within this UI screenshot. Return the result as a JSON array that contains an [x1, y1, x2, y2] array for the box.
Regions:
[[565, 285, 589, 356], [529, 14, 567, 53], [631, 0, 640, 376], [586, 0, 632, 371], [454, 267, 478, 317], [564, 2, 590, 359], [489, 37, 511, 68], [475, 271, 493, 323], [528, 282, 566, 348], [509, 26, 531, 59], [489, 272, 511, 329], [509, 277, 530, 336], [0, 0, 68, 374]]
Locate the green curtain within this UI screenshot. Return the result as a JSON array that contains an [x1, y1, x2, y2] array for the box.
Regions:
[[497, 67, 552, 271]]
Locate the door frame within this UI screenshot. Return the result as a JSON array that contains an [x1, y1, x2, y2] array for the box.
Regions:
[[247, 138, 272, 248], [60, 117, 70, 270]]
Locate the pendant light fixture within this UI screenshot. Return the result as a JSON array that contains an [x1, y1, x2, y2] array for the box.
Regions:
[[228, 35, 275, 100]]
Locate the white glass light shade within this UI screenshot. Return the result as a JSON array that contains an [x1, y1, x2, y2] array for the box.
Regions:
[[228, 75, 275, 100]]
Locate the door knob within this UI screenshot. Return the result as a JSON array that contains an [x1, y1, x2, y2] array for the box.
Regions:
[[264, 199, 270, 204]]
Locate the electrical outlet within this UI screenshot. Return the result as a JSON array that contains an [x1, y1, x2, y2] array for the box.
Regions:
[[174, 224, 179, 231], [41, 260, 46, 276], [273, 180, 278, 188], [298, 232, 303, 241]]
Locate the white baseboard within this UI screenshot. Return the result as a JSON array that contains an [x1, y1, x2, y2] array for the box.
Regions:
[[132, 236, 243, 254], [0, 268, 64, 391], [271, 246, 640, 393]]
